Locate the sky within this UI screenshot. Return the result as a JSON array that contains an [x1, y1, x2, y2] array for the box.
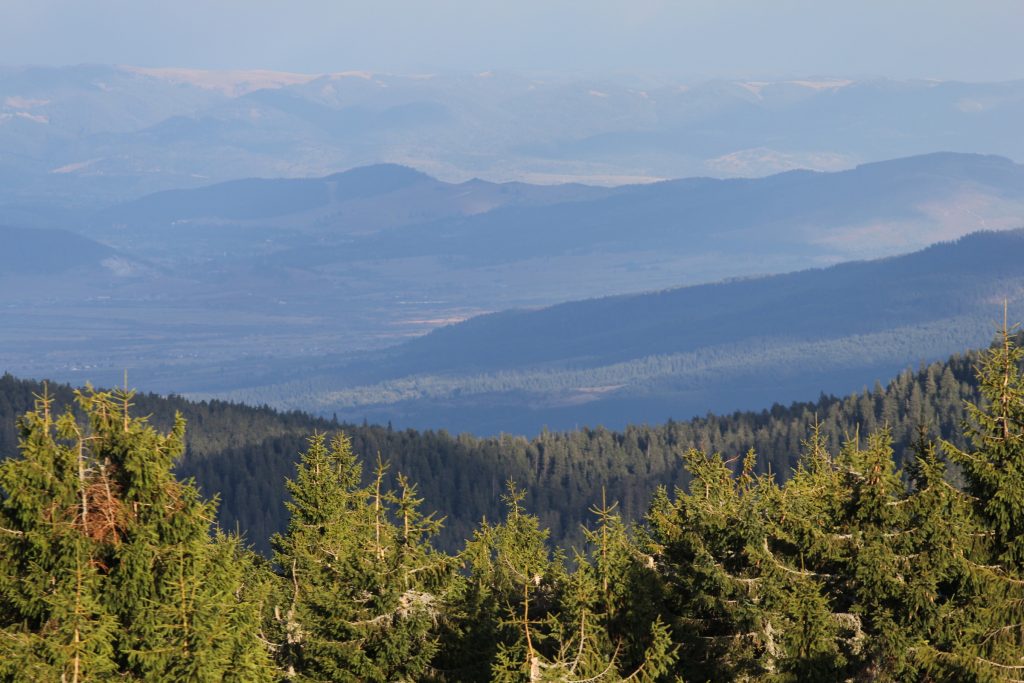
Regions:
[[1, 0, 1022, 81]]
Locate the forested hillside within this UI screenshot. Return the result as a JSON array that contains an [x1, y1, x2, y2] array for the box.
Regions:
[[0, 225, 114, 275], [224, 228, 1024, 434], [4, 329, 1024, 680], [1, 334, 1006, 554]]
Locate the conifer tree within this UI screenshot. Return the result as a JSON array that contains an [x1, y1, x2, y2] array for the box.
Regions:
[[901, 431, 978, 680], [270, 433, 452, 682], [836, 430, 914, 680], [941, 323, 1024, 679], [446, 482, 675, 683], [948, 323, 1024, 566], [761, 426, 851, 680], [769, 426, 956, 680], [578, 491, 674, 679], [440, 482, 564, 682], [0, 386, 273, 682], [645, 449, 776, 681]]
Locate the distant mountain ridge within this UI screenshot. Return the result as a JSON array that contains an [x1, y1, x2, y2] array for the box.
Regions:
[[4, 152, 1024, 434], [91, 162, 609, 237], [335, 152, 1024, 266], [218, 229, 1024, 434], [4, 65, 1024, 208], [86, 151, 1024, 274], [99, 164, 436, 225]]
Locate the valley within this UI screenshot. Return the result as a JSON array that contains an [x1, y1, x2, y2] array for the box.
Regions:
[[2, 153, 1023, 433]]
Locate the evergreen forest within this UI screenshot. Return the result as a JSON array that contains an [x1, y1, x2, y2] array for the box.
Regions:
[[0, 336, 995, 554], [3, 329, 1024, 680]]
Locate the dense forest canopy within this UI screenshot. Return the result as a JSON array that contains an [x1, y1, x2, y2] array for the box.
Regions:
[[0, 335, 1009, 554], [2, 328, 1024, 680]]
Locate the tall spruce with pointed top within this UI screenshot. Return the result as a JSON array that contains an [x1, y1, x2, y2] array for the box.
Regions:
[[577, 491, 675, 680], [941, 325, 1024, 678], [270, 433, 452, 682], [443, 483, 675, 683], [836, 430, 917, 679], [763, 426, 849, 680], [0, 387, 273, 682], [901, 431, 979, 680], [948, 324, 1024, 566], [439, 482, 564, 682], [644, 449, 772, 681]]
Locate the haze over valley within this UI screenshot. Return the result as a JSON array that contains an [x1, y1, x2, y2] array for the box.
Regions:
[[0, 12, 1022, 446], [4, 65, 1024, 206], [3, 147, 1024, 433], [8, 5, 1024, 680]]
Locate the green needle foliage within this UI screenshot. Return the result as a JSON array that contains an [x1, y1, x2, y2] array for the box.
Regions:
[[0, 387, 272, 682], [268, 433, 454, 682], [4, 323, 1024, 681], [939, 323, 1024, 681], [440, 482, 676, 683]]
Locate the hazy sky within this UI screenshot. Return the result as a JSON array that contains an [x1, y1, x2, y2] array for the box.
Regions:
[[2, 0, 1022, 81]]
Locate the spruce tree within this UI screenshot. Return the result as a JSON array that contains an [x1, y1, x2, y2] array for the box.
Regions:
[[762, 426, 851, 681], [941, 324, 1024, 679], [441, 482, 564, 682], [445, 483, 675, 683], [0, 386, 273, 682], [948, 324, 1024, 566], [901, 431, 978, 681], [270, 434, 452, 682], [836, 430, 914, 680], [645, 449, 777, 681]]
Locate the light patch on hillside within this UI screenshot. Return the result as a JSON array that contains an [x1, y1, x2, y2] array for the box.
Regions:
[[125, 66, 319, 96], [809, 220, 934, 255], [51, 159, 102, 174], [19, 112, 48, 123], [916, 190, 1024, 234], [956, 98, 1001, 113], [1, 111, 49, 124], [514, 171, 665, 186], [707, 147, 853, 176], [787, 79, 854, 90], [329, 70, 374, 80], [4, 96, 49, 109], [394, 316, 473, 328], [101, 257, 139, 277], [738, 81, 768, 97], [809, 191, 1024, 257]]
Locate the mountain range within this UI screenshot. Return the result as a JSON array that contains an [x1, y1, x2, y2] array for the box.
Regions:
[[214, 228, 1024, 434], [2, 152, 1023, 434], [3, 65, 1024, 210]]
